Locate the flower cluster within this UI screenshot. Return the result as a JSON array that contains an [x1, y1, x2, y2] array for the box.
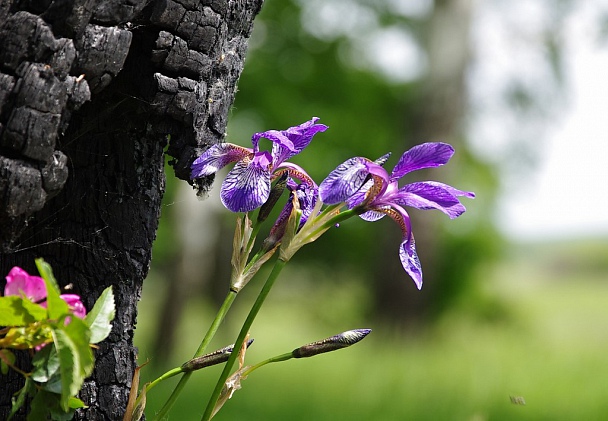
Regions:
[[4, 266, 86, 318], [192, 118, 474, 289]]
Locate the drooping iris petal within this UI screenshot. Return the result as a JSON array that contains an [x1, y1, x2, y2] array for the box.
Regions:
[[4, 267, 46, 302], [399, 236, 423, 290], [391, 142, 454, 179], [271, 117, 328, 166], [221, 154, 271, 212], [319, 157, 372, 204], [395, 181, 471, 219], [191, 143, 252, 179]]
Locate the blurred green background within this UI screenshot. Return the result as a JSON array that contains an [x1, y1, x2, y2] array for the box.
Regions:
[[135, 1, 608, 419]]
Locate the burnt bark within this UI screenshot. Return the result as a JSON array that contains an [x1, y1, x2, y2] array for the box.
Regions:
[[0, 0, 263, 419]]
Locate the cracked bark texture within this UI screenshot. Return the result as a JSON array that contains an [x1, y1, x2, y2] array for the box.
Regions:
[[0, 0, 263, 419]]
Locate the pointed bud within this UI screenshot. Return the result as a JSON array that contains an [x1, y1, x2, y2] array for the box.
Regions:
[[181, 340, 254, 372], [292, 329, 371, 359], [257, 172, 288, 223], [374, 152, 391, 166]]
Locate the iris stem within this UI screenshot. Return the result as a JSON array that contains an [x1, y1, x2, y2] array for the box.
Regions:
[[201, 258, 288, 421], [240, 352, 293, 378], [153, 290, 237, 420]]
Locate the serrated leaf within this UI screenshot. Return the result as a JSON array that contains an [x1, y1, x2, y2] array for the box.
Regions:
[[85, 286, 115, 344], [36, 258, 69, 320], [64, 317, 94, 378], [52, 328, 81, 411], [0, 296, 47, 326]]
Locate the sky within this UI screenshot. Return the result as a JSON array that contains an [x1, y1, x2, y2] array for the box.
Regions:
[[471, 1, 608, 241]]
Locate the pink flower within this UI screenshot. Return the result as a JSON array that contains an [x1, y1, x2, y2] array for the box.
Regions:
[[4, 267, 46, 302], [4, 266, 86, 318]]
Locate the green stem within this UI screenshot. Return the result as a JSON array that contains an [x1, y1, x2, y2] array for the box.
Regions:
[[201, 258, 289, 421], [153, 290, 237, 420], [240, 352, 293, 378]]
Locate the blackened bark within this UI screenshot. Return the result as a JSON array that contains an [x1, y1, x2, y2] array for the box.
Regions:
[[0, 0, 263, 419]]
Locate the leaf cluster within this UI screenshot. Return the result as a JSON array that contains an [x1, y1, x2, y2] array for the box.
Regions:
[[1, 259, 115, 420]]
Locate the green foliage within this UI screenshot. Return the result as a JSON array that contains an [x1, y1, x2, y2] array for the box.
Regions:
[[0, 296, 47, 326], [1, 260, 116, 420], [85, 286, 116, 344]]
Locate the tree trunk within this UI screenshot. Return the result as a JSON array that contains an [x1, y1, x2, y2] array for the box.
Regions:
[[0, 0, 263, 419]]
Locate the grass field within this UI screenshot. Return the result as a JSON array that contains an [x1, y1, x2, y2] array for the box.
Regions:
[[134, 238, 608, 420]]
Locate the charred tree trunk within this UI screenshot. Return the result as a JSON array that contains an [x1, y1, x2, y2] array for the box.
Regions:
[[372, 0, 473, 326], [0, 0, 263, 419]]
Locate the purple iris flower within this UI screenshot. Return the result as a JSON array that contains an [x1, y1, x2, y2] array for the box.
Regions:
[[319, 142, 475, 290], [191, 117, 328, 213], [265, 162, 319, 245]]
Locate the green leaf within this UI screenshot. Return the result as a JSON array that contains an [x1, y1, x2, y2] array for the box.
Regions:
[[68, 396, 87, 409], [36, 259, 69, 320], [85, 286, 115, 344], [8, 377, 36, 421], [29, 389, 76, 421], [32, 345, 60, 383], [64, 317, 94, 378], [52, 328, 81, 411], [0, 349, 16, 375], [0, 296, 47, 326], [35, 258, 61, 294]]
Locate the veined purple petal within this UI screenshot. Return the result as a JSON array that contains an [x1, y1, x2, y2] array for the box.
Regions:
[[276, 162, 317, 190], [191, 143, 252, 179], [423, 181, 476, 199], [272, 118, 328, 166], [252, 130, 295, 153], [358, 207, 388, 222], [319, 157, 371, 204], [395, 182, 470, 219], [220, 158, 271, 212], [391, 143, 454, 180], [399, 235, 423, 290]]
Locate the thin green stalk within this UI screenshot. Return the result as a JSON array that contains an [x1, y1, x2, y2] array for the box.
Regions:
[[153, 290, 237, 420], [240, 352, 293, 377], [201, 258, 288, 421]]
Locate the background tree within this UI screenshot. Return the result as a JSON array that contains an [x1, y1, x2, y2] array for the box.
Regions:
[[0, 0, 263, 418]]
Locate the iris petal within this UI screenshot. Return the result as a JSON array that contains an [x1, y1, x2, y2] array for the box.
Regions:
[[399, 235, 423, 290], [191, 143, 252, 179], [220, 159, 271, 212], [391, 142, 454, 179], [396, 182, 469, 219], [271, 117, 328, 166], [319, 157, 371, 204]]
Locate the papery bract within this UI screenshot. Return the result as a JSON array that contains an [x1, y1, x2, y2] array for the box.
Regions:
[[319, 142, 475, 289]]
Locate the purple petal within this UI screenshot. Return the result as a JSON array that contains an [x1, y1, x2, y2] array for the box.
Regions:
[[319, 157, 371, 204], [271, 117, 328, 166], [252, 130, 295, 154], [220, 157, 271, 212], [191, 143, 252, 179], [399, 235, 423, 290], [4, 267, 47, 301], [396, 182, 472, 219], [391, 143, 455, 180]]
